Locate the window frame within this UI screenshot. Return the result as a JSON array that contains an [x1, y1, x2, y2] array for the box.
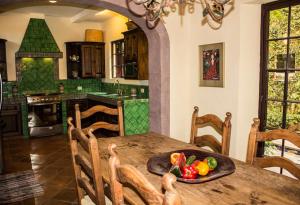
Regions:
[[111, 39, 125, 78], [258, 0, 300, 158]]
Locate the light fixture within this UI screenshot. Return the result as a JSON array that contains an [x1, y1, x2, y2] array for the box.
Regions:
[[49, 0, 57, 4], [126, 0, 233, 28]]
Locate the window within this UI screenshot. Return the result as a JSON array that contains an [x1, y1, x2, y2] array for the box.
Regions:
[[111, 39, 124, 78], [259, 0, 300, 176]]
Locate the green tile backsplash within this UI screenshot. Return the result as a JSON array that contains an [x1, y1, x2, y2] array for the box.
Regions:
[[19, 58, 56, 92]]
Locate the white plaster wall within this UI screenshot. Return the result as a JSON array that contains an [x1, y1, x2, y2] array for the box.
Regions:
[[0, 12, 103, 80], [235, 4, 261, 160], [165, 1, 262, 160], [165, 14, 193, 142]]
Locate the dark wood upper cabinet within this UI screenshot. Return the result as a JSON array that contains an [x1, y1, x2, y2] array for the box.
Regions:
[[123, 28, 148, 80], [0, 39, 7, 81], [65, 42, 105, 79]]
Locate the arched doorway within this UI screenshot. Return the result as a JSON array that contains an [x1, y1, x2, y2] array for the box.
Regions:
[[0, 0, 170, 135]]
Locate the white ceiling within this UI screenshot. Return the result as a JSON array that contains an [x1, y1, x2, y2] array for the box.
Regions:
[[1, 5, 120, 23]]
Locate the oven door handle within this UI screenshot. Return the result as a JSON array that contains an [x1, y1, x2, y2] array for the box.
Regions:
[[28, 102, 61, 106]]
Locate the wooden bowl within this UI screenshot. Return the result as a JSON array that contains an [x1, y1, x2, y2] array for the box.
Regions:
[[147, 149, 235, 184]]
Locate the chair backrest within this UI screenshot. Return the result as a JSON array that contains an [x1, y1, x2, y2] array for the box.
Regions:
[[67, 117, 106, 205], [75, 101, 124, 136], [246, 118, 300, 180], [190, 106, 232, 156], [108, 144, 182, 205]]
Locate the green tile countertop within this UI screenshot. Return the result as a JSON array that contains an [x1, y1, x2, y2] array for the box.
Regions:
[[87, 92, 147, 106], [61, 93, 87, 100]]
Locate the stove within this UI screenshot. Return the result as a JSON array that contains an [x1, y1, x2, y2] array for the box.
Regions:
[[26, 93, 63, 137], [26, 93, 61, 104]]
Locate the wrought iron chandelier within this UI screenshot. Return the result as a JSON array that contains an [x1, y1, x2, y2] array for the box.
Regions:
[[127, 0, 233, 28]]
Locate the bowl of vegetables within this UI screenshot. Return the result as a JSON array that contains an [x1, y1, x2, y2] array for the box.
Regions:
[[147, 149, 235, 183]]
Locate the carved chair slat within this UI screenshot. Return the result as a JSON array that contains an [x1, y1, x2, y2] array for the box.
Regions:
[[247, 118, 300, 180], [108, 144, 182, 205], [190, 106, 232, 156]]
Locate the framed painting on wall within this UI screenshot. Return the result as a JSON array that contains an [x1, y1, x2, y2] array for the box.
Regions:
[[199, 42, 224, 87]]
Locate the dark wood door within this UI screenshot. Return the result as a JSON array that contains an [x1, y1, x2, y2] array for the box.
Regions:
[[0, 39, 7, 81], [137, 31, 148, 80], [65, 42, 82, 79], [1, 104, 22, 137], [123, 29, 148, 80], [93, 45, 105, 78], [81, 45, 93, 77]]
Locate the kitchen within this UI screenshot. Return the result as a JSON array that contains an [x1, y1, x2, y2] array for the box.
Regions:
[[0, 0, 299, 205], [0, 5, 150, 175]]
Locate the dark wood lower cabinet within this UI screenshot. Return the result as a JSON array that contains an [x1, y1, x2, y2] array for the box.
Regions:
[[88, 99, 119, 137], [66, 98, 88, 123], [1, 104, 22, 137], [66, 98, 120, 137]]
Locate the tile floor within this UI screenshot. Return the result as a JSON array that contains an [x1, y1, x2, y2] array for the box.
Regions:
[[2, 135, 78, 205]]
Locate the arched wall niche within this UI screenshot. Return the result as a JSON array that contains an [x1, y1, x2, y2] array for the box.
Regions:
[[0, 0, 170, 135]]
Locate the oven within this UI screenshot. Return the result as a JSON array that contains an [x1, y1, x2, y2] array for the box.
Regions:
[[27, 93, 63, 137]]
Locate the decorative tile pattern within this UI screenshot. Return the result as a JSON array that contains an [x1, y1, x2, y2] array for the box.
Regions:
[[18, 58, 56, 93], [2, 81, 16, 97], [21, 102, 29, 138], [123, 99, 149, 135], [18, 18, 60, 53]]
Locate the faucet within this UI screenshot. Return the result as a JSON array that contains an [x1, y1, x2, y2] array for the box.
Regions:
[[114, 79, 122, 96]]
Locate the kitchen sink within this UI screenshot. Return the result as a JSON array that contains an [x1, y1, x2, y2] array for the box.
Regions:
[[88, 92, 130, 99]]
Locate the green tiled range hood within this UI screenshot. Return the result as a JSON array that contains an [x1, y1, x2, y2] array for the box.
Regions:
[[16, 18, 63, 58]]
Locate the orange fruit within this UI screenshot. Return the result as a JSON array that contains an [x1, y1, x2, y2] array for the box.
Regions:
[[170, 153, 180, 165], [196, 161, 210, 176]]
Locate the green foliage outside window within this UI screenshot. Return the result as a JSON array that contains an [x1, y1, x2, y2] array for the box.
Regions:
[[266, 5, 300, 129]]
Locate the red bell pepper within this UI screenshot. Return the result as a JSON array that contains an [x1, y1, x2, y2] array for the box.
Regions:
[[182, 165, 198, 179]]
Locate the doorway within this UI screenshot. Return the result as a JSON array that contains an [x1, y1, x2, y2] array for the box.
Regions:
[[259, 0, 300, 176], [0, 0, 170, 135]]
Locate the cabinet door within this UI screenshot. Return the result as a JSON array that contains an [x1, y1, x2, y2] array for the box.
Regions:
[[0, 40, 7, 81], [92, 46, 105, 78], [81, 45, 93, 77], [67, 99, 89, 127], [137, 31, 148, 80], [1, 105, 22, 137], [124, 35, 132, 62], [66, 42, 82, 79], [124, 32, 138, 62]]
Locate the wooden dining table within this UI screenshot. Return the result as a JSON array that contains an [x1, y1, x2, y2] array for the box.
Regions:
[[96, 132, 300, 205]]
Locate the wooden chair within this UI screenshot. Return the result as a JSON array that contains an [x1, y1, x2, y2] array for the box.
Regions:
[[75, 101, 124, 136], [67, 117, 106, 205], [108, 144, 182, 205], [246, 118, 300, 180], [190, 106, 232, 156]]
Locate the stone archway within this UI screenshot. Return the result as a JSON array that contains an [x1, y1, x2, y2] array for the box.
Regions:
[[0, 0, 170, 135]]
